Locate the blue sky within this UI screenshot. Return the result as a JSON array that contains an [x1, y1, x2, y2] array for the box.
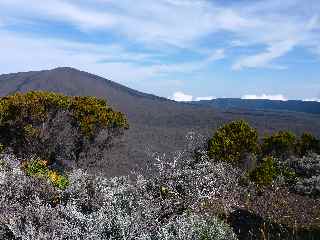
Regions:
[[0, 0, 319, 101]]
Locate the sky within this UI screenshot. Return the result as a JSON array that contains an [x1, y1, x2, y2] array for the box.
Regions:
[[0, 0, 319, 101]]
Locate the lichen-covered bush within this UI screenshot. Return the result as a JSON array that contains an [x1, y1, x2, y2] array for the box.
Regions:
[[261, 131, 297, 159], [294, 175, 320, 197], [207, 120, 259, 165], [288, 153, 320, 178], [0, 152, 239, 240], [286, 153, 320, 197], [0, 91, 128, 168]]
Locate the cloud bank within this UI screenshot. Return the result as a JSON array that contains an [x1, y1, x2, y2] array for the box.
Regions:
[[303, 98, 320, 102], [171, 92, 193, 102], [170, 92, 215, 102], [241, 94, 287, 101]]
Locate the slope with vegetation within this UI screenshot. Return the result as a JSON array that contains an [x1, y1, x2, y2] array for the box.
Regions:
[[0, 91, 320, 239], [1, 67, 320, 177]]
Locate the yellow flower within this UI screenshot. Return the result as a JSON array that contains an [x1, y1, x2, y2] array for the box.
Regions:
[[40, 160, 48, 166], [49, 171, 59, 183]]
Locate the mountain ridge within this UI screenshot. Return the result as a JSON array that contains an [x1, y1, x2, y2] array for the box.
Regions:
[[192, 98, 320, 115]]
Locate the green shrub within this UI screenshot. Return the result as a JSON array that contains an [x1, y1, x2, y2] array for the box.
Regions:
[[249, 156, 277, 187], [261, 131, 297, 159], [296, 132, 320, 156], [208, 120, 259, 164]]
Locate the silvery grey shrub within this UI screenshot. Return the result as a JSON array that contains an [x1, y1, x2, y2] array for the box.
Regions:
[[0, 151, 238, 240]]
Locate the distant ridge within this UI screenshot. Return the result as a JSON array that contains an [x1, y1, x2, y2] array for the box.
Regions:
[[1, 67, 319, 176], [192, 98, 320, 115]]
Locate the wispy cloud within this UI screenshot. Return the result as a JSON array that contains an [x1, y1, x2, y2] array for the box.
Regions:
[[0, 0, 319, 70], [150, 49, 225, 74], [0, 30, 223, 85], [232, 40, 296, 70], [0, 30, 158, 82]]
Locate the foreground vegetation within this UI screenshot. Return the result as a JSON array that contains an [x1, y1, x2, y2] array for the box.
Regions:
[[0, 91, 319, 239]]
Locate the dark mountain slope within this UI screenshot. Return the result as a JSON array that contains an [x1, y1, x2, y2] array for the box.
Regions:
[[193, 98, 320, 115], [0, 67, 319, 176]]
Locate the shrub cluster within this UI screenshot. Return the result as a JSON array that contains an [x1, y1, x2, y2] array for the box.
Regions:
[[0, 91, 129, 168]]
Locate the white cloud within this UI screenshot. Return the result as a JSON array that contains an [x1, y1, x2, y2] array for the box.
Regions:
[[171, 91, 193, 101], [195, 96, 215, 101], [242, 94, 287, 101]]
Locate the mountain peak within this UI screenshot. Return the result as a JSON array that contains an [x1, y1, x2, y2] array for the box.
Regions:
[[51, 67, 82, 73]]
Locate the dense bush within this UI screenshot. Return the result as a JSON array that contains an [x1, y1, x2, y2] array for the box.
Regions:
[[0, 91, 128, 168], [261, 131, 297, 159], [207, 120, 259, 164]]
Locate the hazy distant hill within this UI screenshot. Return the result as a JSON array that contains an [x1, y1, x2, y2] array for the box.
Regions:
[[193, 98, 320, 115], [1, 67, 319, 176]]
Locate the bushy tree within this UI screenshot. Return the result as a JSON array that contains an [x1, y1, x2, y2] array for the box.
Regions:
[[261, 131, 296, 159], [0, 91, 128, 168], [207, 120, 259, 165]]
